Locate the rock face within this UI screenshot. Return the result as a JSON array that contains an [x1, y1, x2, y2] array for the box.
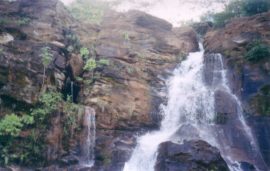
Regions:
[[155, 140, 229, 171], [204, 12, 270, 167], [0, 0, 74, 104], [76, 10, 198, 170], [0, 0, 198, 170]]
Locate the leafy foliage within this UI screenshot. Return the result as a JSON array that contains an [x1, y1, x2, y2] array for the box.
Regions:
[[0, 114, 23, 136], [80, 47, 90, 59], [242, 0, 270, 16], [245, 41, 270, 62], [31, 91, 62, 122], [98, 59, 110, 66], [40, 46, 53, 68], [202, 0, 270, 27], [84, 58, 97, 71]]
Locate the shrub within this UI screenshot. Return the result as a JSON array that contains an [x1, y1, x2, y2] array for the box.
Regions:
[[242, 0, 270, 16], [80, 47, 90, 59], [31, 91, 62, 122], [97, 59, 110, 66], [203, 0, 270, 27], [245, 42, 270, 62], [40, 47, 53, 68], [0, 114, 23, 136], [84, 58, 97, 71]]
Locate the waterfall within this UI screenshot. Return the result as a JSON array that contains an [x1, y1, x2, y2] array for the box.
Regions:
[[123, 44, 267, 171], [80, 106, 96, 167], [71, 81, 74, 102]]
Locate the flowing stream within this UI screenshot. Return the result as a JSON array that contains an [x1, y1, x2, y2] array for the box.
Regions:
[[123, 43, 267, 171]]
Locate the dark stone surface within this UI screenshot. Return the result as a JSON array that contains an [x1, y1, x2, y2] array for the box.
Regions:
[[155, 140, 229, 171]]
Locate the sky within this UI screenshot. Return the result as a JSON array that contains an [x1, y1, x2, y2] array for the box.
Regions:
[[61, 0, 228, 26]]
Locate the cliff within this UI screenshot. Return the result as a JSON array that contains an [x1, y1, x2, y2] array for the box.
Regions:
[[204, 11, 270, 168], [0, 0, 198, 170]]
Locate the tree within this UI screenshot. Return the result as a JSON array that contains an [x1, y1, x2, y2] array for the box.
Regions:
[[40, 47, 53, 89], [242, 0, 270, 16]]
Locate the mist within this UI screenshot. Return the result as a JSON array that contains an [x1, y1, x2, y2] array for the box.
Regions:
[[61, 0, 229, 26]]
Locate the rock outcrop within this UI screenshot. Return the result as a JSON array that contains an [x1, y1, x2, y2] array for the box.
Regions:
[[76, 10, 198, 171], [0, 0, 198, 170], [204, 11, 270, 168], [155, 140, 229, 171]]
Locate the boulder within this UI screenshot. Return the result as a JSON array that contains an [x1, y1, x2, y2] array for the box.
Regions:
[[155, 140, 229, 171]]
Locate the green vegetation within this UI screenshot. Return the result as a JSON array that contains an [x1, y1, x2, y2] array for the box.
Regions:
[[0, 90, 82, 166], [40, 47, 53, 88], [69, 0, 108, 24], [79, 46, 109, 83], [0, 114, 24, 136], [31, 91, 62, 122], [245, 41, 270, 62], [84, 58, 97, 71], [251, 85, 270, 116], [202, 0, 270, 27], [80, 47, 90, 59], [242, 0, 270, 16], [0, 17, 30, 26], [123, 32, 130, 41]]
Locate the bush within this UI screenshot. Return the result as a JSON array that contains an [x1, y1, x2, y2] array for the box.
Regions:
[[84, 58, 97, 71], [203, 0, 270, 27], [31, 91, 62, 122], [0, 114, 23, 136], [80, 47, 90, 59], [243, 0, 270, 16], [245, 42, 270, 62]]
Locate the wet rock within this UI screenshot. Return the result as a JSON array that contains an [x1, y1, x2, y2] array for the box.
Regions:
[[155, 140, 229, 171], [68, 54, 84, 78], [46, 112, 63, 162], [81, 10, 198, 131], [214, 90, 238, 124], [59, 155, 80, 166], [0, 33, 14, 44], [94, 130, 136, 171], [248, 116, 270, 168], [192, 22, 212, 35], [240, 161, 256, 171], [0, 0, 75, 104], [204, 11, 270, 168]]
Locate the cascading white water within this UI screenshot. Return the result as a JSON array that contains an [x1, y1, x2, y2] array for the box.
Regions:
[[81, 106, 96, 167], [123, 44, 266, 171], [123, 44, 216, 171]]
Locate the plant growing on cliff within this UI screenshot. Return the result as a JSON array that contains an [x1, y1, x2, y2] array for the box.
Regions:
[[31, 91, 62, 122], [202, 0, 270, 27], [245, 41, 270, 62], [63, 95, 82, 139], [80, 47, 90, 59], [84, 58, 97, 71], [242, 0, 270, 16], [40, 46, 53, 88], [0, 113, 34, 137], [0, 114, 23, 136]]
